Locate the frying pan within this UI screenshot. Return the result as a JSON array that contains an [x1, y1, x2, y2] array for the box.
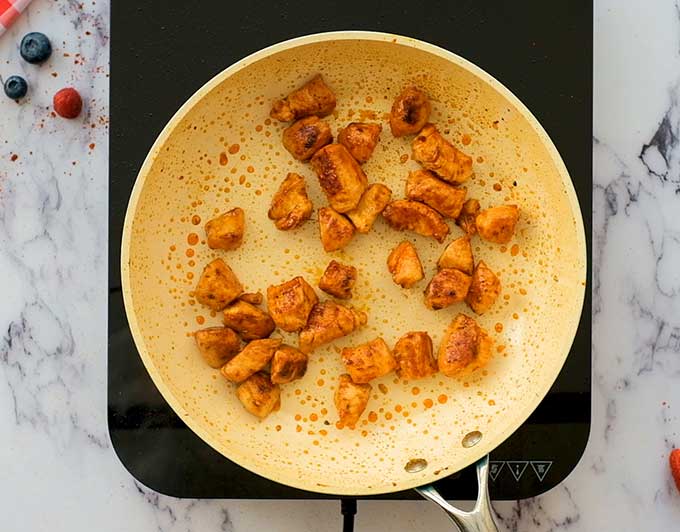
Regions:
[[121, 32, 586, 530]]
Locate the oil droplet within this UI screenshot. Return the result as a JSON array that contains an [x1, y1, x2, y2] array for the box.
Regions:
[[187, 272, 194, 280], [494, 323, 503, 333], [169, 245, 176, 252], [512, 313, 519, 320], [247, 165, 254, 173], [437, 394, 448, 404], [275, 425, 282, 432], [310, 413, 318, 422], [378, 383, 388, 394], [493, 183, 502, 191], [294, 389, 302, 396], [187, 233, 199, 245], [295, 414, 301, 421], [510, 244, 520, 256], [239, 175, 246, 185], [228, 144, 240, 154], [312, 440, 319, 446], [423, 398, 434, 409], [196, 315, 205, 325], [399, 154, 409, 164], [519, 288, 527, 295], [296, 425, 302, 433], [411, 386, 420, 396], [186, 248, 195, 257], [395, 404, 403, 413], [368, 411, 378, 423], [497, 345, 506, 353], [488, 400, 496, 406], [317, 379, 324, 387], [385, 412, 393, 420], [321, 408, 328, 415], [461, 134, 472, 145], [191, 215, 201, 225], [476, 156, 484, 163], [219, 152, 228, 166]]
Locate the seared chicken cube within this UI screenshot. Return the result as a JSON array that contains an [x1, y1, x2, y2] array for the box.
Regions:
[[270, 345, 308, 384], [319, 260, 357, 299], [221, 338, 282, 383], [393, 331, 437, 380], [334, 374, 372, 429], [346, 183, 392, 233], [240, 292, 263, 305], [389, 86, 431, 137], [457, 198, 480, 235], [406, 170, 467, 218], [205, 208, 245, 251], [387, 241, 424, 288], [318, 207, 355, 252], [282, 116, 333, 161], [223, 300, 275, 340], [337, 122, 382, 163], [341, 337, 397, 384], [270, 74, 336, 122], [236, 372, 281, 419], [412, 124, 473, 184], [268, 172, 314, 231], [195, 259, 243, 311], [437, 236, 473, 274], [476, 205, 520, 244], [466, 261, 501, 314], [194, 327, 241, 368], [311, 144, 368, 213], [424, 268, 472, 310], [266, 276, 318, 332], [438, 314, 492, 377], [382, 199, 450, 243], [299, 301, 367, 354]]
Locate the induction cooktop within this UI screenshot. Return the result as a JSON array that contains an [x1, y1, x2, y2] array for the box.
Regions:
[[108, 0, 592, 500]]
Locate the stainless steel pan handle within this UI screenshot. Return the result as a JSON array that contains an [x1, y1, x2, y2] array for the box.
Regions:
[[416, 455, 499, 532]]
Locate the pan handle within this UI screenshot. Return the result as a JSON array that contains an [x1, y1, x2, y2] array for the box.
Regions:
[[415, 455, 499, 532]]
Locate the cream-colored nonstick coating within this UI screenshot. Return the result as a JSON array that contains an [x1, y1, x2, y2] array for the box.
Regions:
[[121, 32, 586, 495]]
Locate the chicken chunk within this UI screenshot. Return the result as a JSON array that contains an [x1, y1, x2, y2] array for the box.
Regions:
[[341, 337, 397, 384], [412, 124, 473, 184], [424, 268, 472, 310], [406, 169, 467, 218], [318, 260, 357, 299], [345, 183, 392, 233], [438, 314, 493, 377], [318, 207, 355, 252], [311, 144, 368, 213], [266, 276, 318, 332], [393, 331, 437, 380], [389, 86, 431, 137], [194, 327, 241, 368], [194, 259, 243, 311], [476, 205, 520, 244], [268, 172, 314, 231], [221, 338, 282, 383], [222, 300, 276, 340], [387, 241, 424, 288], [382, 199, 450, 243], [337, 122, 382, 163], [437, 236, 474, 274], [240, 292, 263, 305], [282, 116, 333, 161], [236, 372, 281, 419], [334, 374, 372, 429], [457, 198, 480, 235], [205, 208, 245, 250], [298, 301, 367, 354], [270, 345, 308, 384], [466, 261, 501, 314], [270, 74, 336, 122]]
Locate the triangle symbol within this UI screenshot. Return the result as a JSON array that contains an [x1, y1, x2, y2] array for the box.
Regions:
[[507, 461, 529, 481], [530, 461, 553, 482], [488, 461, 505, 481]]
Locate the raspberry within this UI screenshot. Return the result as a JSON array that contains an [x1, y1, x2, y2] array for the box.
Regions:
[[53, 88, 82, 119]]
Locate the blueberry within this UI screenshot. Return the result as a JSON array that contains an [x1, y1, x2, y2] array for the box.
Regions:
[[4, 76, 28, 100], [20, 32, 52, 64]]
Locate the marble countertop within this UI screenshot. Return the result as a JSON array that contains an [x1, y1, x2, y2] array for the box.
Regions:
[[1, 1, 679, 530]]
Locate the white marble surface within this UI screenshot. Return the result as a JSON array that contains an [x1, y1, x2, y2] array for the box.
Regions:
[[1, 1, 679, 530]]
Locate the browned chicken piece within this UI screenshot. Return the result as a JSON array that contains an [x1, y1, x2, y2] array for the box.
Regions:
[[266, 276, 318, 332], [236, 372, 281, 419], [406, 169, 467, 218], [268, 172, 313, 231], [222, 300, 276, 340], [337, 122, 382, 163], [476, 205, 520, 244], [424, 268, 472, 310], [298, 301, 367, 354], [194, 327, 241, 368], [393, 331, 438, 380], [270, 74, 336, 122], [438, 313, 493, 377], [466, 261, 501, 315], [194, 259, 243, 311], [345, 183, 392, 233], [311, 144, 368, 213], [412, 124, 473, 184], [334, 374, 372, 429], [318, 207, 355, 252], [457, 198, 480, 235], [282, 116, 333, 161], [437, 236, 474, 274], [239, 292, 263, 305], [387, 241, 424, 288], [221, 338, 282, 383], [205, 207, 245, 251], [382, 199, 450, 243], [318, 260, 357, 299], [270, 345, 308, 384], [389, 86, 431, 137], [341, 337, 397, 384]]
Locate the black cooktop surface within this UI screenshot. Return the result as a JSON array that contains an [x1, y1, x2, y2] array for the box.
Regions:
[[109, 0, 592, 500]]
